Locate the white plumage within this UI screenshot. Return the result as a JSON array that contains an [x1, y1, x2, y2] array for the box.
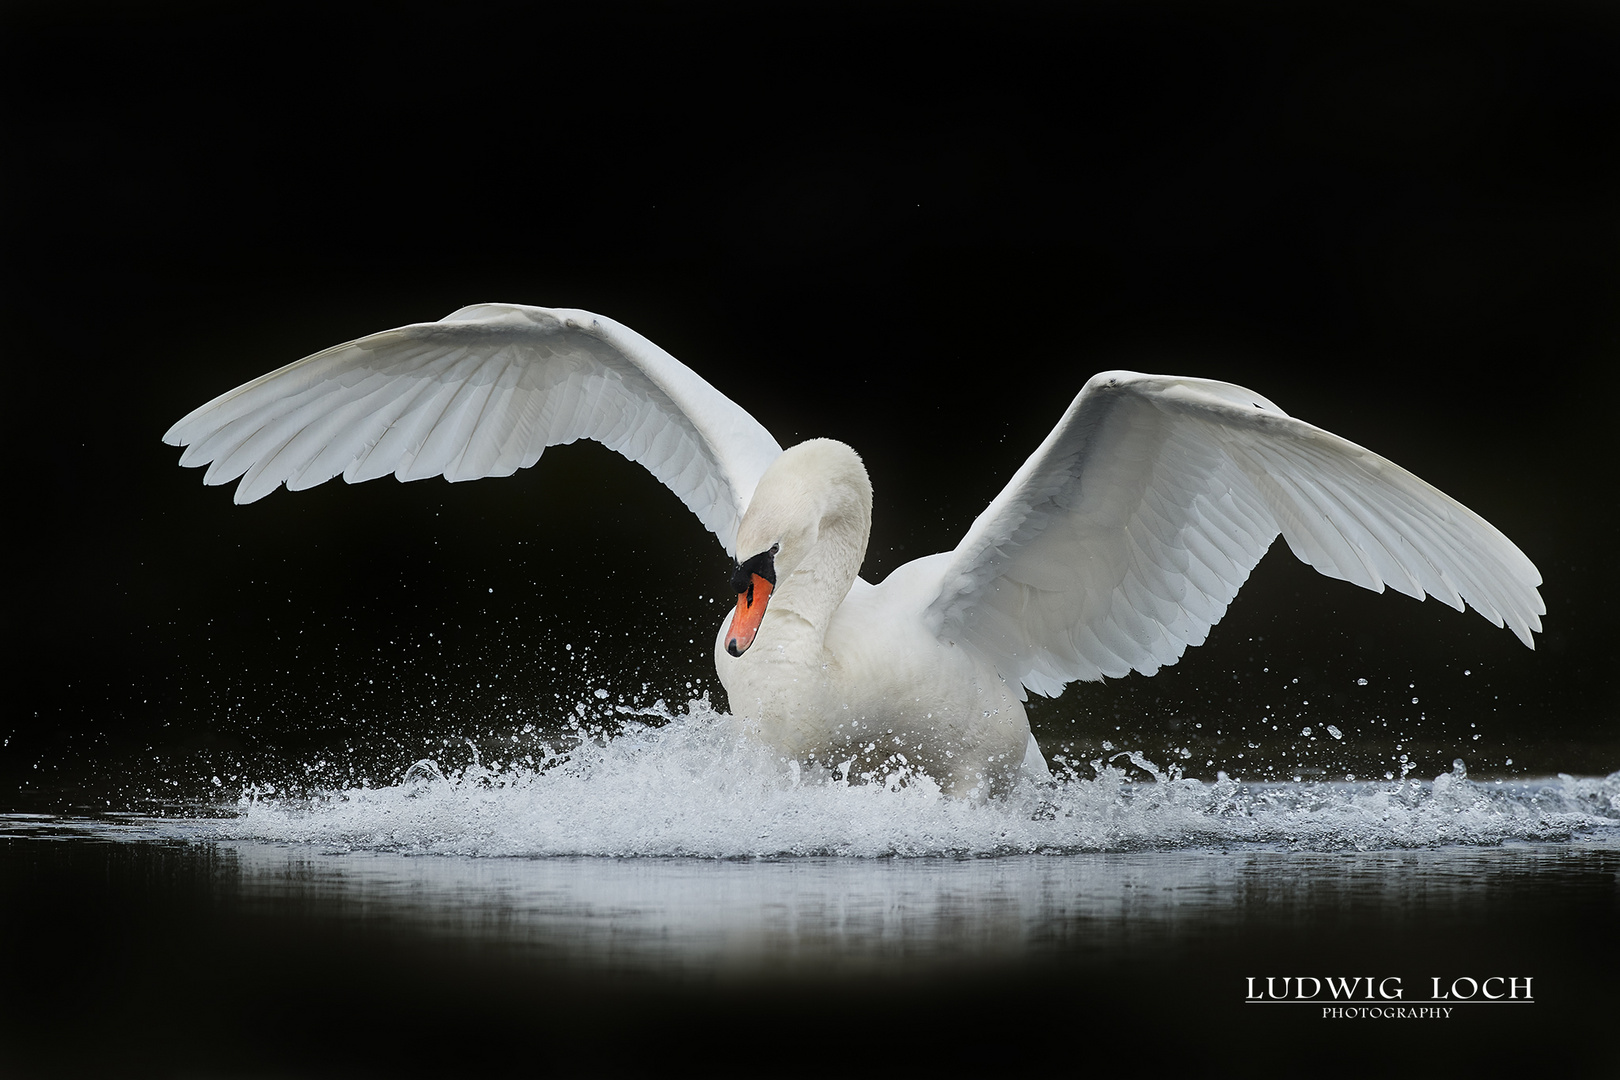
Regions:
[[170, 304, 782, 554], [166, 303, 1543, 795]]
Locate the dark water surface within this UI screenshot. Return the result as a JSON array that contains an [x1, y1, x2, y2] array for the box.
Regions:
[[3, 815, 1615, 1076]]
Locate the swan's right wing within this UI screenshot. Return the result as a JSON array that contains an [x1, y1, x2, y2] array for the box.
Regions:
[[164, 304, 784, 556], [921, 371, 1543, 697]]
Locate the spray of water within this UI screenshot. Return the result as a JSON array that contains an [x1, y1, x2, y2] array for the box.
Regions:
[[192, 697, 1619, 858]]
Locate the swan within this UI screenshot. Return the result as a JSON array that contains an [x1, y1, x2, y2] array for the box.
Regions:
[[164, 303, 1544, 797]]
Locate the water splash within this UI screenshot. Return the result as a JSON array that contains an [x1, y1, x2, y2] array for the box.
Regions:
[[187, 699, 1620, 858]]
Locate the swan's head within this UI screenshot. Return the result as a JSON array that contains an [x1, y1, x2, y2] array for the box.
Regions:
[[725, 439, 872, 657]]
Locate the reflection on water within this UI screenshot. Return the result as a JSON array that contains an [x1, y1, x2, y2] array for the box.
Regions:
[[6, 820, 1619, 975], [3, 814, 1617, 1075]]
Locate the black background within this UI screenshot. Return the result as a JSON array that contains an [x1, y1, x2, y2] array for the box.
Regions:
[[4, 3, 1618, 1076], [5, 1, 1617, 798]]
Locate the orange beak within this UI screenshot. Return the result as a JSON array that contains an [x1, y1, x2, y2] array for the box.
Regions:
[[726, 573, 774, 656]]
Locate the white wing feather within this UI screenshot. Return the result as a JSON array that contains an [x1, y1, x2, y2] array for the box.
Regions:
[[922, 370, 1543, 696], [163, 304, 784, 556]]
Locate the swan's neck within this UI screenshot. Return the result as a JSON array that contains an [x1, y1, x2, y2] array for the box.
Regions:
[[732, 438, 874, 653], [771, 497, 870, 642]]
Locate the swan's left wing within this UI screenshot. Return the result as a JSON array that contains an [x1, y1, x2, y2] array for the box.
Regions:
[[164, 304, 783, 556], [920, 371, 1543, 697]]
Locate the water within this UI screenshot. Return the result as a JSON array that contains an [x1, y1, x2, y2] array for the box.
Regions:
[[182, 700, 1620, 857], [3, 700, 1616, 1075]]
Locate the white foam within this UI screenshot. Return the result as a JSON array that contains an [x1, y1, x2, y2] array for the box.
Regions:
[[189, 698, 1620, 858]]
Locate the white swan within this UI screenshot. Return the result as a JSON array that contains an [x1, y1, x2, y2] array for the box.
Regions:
[[165, 304, 1544, 796]]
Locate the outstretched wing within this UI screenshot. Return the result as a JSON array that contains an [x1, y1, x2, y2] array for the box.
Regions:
[[164, 304, 784, 556], [921, 370, 1543, 697]]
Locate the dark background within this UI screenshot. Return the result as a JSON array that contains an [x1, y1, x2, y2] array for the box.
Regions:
[[5, 0, 1617, 807]]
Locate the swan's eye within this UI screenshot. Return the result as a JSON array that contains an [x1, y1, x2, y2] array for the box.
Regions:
[[731, 545, 778, 594]]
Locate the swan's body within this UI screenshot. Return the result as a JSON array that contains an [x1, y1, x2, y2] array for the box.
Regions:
[[165, 304, 1544, 796], [715, 440, 1034, 792]]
